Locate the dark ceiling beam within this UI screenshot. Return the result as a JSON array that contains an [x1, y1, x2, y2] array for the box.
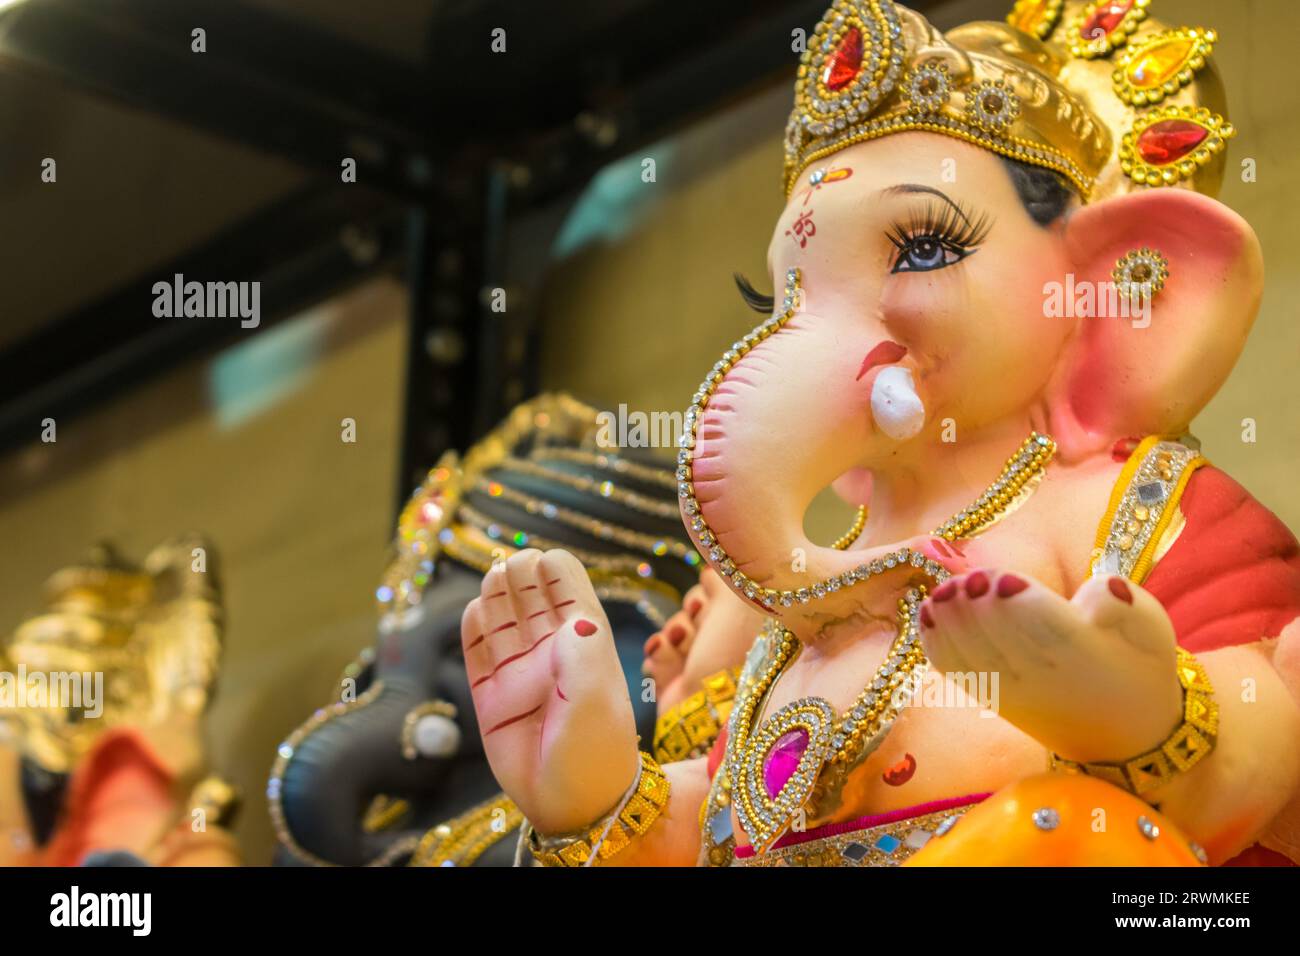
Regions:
[[0, 0, 436, 199], [0, 183, 406, 456], [490, 0, 831, 207]]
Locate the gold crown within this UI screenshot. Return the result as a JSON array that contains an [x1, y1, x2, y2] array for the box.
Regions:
[[784, 0, 1233, 201]]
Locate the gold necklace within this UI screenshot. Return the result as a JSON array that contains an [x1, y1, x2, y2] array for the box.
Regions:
[[731, 594, 929, 854], [709, 428, 1056, 857]]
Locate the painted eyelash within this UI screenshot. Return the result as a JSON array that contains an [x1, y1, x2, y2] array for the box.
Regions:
[[734, 273, 775, 314], [885, 199, 993, 256]]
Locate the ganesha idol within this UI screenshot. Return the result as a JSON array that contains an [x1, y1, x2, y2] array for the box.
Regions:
[[458, 0, 1300, 867], [0, 538, 237, 866]]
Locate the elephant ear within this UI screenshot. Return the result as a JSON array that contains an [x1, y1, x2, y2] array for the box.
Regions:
[[1044, 189, 1263, 459]]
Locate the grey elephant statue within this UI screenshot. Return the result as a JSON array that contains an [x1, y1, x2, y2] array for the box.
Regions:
[[269, 394, 701, 866]]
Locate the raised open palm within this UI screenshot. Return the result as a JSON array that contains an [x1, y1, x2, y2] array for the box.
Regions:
[[461, 548, 639, 835]]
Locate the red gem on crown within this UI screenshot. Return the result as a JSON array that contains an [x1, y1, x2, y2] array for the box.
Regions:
[[1081, 0, 1135, 40], [1136, 119, 1208, 165], [822, 26, 863, 91]]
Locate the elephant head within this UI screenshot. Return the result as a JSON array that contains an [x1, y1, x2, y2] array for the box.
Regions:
[[271, 394, 699, 866], [678, 3, 1262, 639]]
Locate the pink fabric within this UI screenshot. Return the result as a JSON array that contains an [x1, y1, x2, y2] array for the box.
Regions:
[[732, 792, 989, 858]]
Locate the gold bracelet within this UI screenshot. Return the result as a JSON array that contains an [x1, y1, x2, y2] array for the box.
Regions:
[[527, 752, 670, 866], [1051, 647, 1218, 794], [653, 669, 740, 764]]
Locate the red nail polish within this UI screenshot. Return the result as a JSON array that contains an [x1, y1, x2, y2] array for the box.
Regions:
[[576, 619, 598, 637], [932, 580, 958, 602], [965, 571, 989, 598], [996, 574, 1029, 598], [920, 603, 935, 628], [1107, 578, 1133, 604]]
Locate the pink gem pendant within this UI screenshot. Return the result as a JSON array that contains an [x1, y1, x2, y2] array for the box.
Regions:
[[735, 698, 836, 855]]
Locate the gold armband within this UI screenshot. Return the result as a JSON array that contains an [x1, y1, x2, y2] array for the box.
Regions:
[[1052, 647, 1218, 794], [528, 752, 670, 866], [653, 668, 740, 764]]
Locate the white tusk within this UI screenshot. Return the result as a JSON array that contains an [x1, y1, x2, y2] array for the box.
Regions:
[[870, 366, 926, 440]]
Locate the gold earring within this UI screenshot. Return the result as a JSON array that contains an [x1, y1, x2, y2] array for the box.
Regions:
[[1112, 247, 1169, 301]]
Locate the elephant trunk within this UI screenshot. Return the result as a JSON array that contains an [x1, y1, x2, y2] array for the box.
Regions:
[[684, 310, 926, 606], [275, 678, 446, 866]]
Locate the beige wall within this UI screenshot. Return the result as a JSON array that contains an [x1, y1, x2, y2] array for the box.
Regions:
[[542, 0, 1300, 538], [0, 277, 407, 863]]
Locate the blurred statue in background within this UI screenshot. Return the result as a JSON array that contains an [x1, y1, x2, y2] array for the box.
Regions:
[[0, 536, 238, 866], [269, 393, 762, 866]]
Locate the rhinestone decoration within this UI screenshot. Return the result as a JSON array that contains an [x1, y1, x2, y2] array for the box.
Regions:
[[1050, 647, 1218, 794], [965, 79, 1022, 134], [1032, 807, 1061, 831], [1006, 0, 1065, 41], [1069, 0, 1150, 59], [1090, 439, 1200, 580], [1112, 27, 1216, 106], [739, 802, 974, 867], [1137, 815, 1160, 840], [932, 433, 1055, 541], [902, 61, 952, 114], [791, 0, 905, 145], [734, 698, 837, 855], [874, 833, 902, 854], [784, 0, 1100, 198], [730, 595, 929, 855], [1112, 247, 1169, 302], [841, 842, 870, 862], [1120, 104, 1234, 188]]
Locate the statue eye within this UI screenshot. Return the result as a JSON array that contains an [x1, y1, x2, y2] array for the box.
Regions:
[[886, 198, 992, 275], [891, 236, 970, 273]]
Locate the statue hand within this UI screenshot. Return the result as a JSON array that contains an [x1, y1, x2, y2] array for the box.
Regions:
[[919, 571, 1183, 764], [462, 549, 639, 836], [644, 568, 765, 714]]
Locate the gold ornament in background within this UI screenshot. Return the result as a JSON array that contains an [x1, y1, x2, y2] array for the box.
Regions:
[[0, 535, 223, 775], [784, 0, 1233, 200]]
